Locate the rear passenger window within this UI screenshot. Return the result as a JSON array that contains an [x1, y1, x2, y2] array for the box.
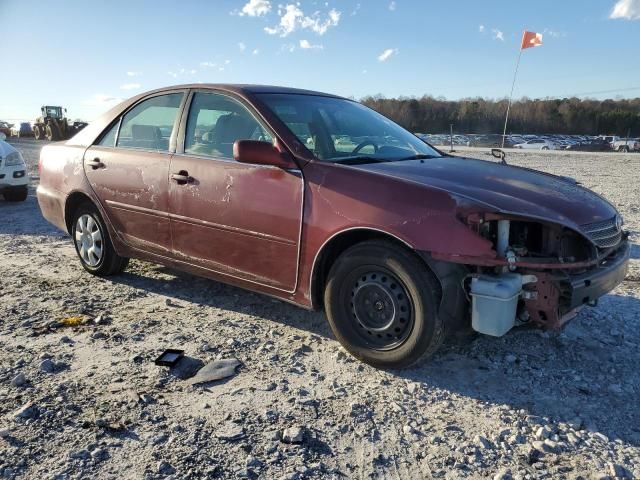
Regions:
[[185, 92, 272, 159], [116, 93, 184, 152]]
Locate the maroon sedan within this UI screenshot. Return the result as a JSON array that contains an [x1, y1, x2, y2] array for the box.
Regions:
[[37, 85, 629, 368]]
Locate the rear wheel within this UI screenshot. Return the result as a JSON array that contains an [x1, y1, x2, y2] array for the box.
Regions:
[[620, 146, 629, 153], [3, 186, 28, 202], [541, 146, 549, 150], [71, 203, 128, 276], [324, 240, 444, 369]]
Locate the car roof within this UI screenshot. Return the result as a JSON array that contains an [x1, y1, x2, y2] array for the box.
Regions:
[[146, 83, 345, 99]]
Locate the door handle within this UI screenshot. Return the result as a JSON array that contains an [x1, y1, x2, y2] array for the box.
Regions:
[[171, 171, 192, 185], [87, 158, 105, 170]]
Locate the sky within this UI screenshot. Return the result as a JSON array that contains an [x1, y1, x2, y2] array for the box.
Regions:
[[1, 0, 639, 122]]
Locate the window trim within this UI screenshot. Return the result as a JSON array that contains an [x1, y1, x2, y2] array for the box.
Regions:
[[92, 89, 189, 154], [176, 89, 278, 161]]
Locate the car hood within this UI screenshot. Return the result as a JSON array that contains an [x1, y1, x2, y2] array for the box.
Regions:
[[350, 156, 617, 229], [0, 140, 17, 158]]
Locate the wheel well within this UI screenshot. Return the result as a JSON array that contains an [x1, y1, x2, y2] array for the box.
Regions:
[[311, 229, 417, 310], [64, 192, 94, 234]]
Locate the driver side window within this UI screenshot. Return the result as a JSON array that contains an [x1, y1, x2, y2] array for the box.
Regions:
[[185, 92, 273, 159]]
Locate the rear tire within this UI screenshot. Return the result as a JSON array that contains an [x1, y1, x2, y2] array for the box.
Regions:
[[324, 240, 444, 369], [34, 125, 42, 140], [71, 203, 129, 276], [541, 146, 549, 150], [3, 186, 28, 202]]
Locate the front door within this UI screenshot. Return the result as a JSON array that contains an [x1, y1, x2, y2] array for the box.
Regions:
[[84, 92, 185, 256], [168, 91, 303, 291]]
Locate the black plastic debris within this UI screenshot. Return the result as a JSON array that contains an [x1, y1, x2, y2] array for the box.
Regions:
[[154, 349, 185, 367]]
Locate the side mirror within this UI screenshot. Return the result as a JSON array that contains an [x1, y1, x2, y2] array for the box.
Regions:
[[233, 140, 294, 169]]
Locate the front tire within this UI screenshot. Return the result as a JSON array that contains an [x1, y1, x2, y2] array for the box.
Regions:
[[3, 186, 28, 202], [71, 203, 129, 276], [324, 240, 444, 369]]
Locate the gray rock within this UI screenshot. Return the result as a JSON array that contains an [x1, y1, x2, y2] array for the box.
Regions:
[[215, 423, 246, 442], [281, 426, 305, 444], [68, 449, 90, 460], [157, 461, 176, 475], [189, 358, 241, 385], [505, 354, 517, 363], [13, 402, 37, 419], [90, 448, 109, 461], [11, 373, 26, 387], [475, 435, 492, 449], [40, 358, 56, 373], [493, 468, 512, 480], [246, 455, 263, 469], [0, 428, 11, 439]]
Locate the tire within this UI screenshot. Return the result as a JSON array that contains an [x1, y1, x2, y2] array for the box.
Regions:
[[71, 202, 129, 276], [34, 125, 42, 140], [541, 146, 549, 150], [45, 124, 55, 141], [324, 240, 445, 369], [620, 146, 629, 153], [3, 186, 28, 202]]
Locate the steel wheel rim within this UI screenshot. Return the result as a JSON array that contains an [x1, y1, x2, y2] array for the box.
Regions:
[[75, 214, 103, 267], [350, 270, 413, 350]]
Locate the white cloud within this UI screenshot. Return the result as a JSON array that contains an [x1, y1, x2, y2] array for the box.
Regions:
[[85, 94, 122, 106], [299, 39, 323, 50], [478, 24, 485, 33], [378, 48, 397, 62], [238, 42, 246, 52], [239, 0, 271, 17], [200, 61, 217, 68], [252, 49, 260, 55], [492, 29, 504, 41], [265, 4, 341, 37], [351, 3, 361, 16], [389, 1, 396, 11], [126, 71, 141, 77], [120, 83, 141, 90], [610, 0, 640, 19]]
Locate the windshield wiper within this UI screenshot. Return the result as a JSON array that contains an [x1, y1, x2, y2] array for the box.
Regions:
[[391, 154, 439, 161], [331, 156, 392, 165]]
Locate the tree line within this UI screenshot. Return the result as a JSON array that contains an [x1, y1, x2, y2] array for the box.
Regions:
[[361, 95, 640, 136]]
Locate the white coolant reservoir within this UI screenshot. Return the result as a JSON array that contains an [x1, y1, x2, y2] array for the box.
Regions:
[[470, 273, 535, 337]]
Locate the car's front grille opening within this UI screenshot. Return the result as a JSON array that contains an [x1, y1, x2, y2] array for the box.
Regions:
[[580, 216, 622, 248]]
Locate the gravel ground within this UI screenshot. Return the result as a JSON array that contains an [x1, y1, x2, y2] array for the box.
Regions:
[[1, 139, 639, 480]]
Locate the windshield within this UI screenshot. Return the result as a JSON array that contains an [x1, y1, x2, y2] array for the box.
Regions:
[[256, 93, 441, 163], [44, 106, 63, 118]]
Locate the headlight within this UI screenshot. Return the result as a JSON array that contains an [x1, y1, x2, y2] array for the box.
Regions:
[[5, 151, 24, 166]]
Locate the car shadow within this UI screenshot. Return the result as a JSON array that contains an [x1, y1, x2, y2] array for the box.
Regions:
[[109, 263, 333, 339], [0, 187, 63, 237], [110, 262, 640, 446]]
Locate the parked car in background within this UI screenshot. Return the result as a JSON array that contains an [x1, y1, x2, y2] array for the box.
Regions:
[[566, 138, 612, 152], [0, 139, 29, 201], [514, 139, 558, 150], [37, 84, 629, 368], [0, 121, 12, 138], [11, 122, 33, 138], [612, 138, 639, 152]]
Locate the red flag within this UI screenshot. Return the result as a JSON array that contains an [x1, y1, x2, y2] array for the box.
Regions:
[[521, 31, 543, 50]]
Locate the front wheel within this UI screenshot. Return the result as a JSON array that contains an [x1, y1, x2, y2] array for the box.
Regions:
[[3, 186, 28, 202], [324, 240, 444, 369], [72, 203, 129, 276], [541, 146, 549, 150]]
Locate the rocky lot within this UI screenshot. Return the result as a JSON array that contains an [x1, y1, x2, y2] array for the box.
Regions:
[[1, 139, 639, 479]]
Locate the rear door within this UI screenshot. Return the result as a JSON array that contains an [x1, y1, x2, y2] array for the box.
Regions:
[[83, 91, 186, 257], [168, 90, 303, 291]]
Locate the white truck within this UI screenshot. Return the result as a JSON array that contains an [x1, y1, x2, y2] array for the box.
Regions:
[[611, 137, 639, 152]]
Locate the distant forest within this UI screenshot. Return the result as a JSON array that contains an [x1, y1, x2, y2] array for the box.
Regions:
[[361, 96, 640, 136]]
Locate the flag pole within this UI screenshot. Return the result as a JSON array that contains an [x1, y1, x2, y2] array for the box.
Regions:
[[501, 42, 524, 148]]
